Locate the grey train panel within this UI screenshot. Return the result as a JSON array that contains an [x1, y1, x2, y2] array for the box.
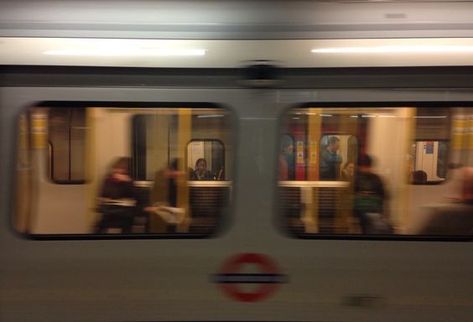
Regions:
[[2, 0, 473, 39]]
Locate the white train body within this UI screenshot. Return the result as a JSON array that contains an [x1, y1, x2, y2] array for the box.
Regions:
[[1, 1, 473, 322]]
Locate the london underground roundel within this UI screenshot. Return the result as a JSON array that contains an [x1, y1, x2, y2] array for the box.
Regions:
[[213, 253, 287, 302]]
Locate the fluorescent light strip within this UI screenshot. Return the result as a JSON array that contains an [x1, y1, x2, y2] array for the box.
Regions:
[[311, 45, 473, 54], [44, 48, 206, 57]]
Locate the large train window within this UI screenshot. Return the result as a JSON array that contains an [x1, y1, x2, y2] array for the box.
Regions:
[[15, 103, 233, 238], [279, 106, 473, 238]]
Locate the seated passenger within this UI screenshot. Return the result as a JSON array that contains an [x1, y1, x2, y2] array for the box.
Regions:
[[147, 158, 187, 233], [412, 170, 428, 184], [353, 154, 392, 234], [341, 162, 355, 182], [191, 158, 213, 180], [415, 167, 473, 235], [94, 157, 136, 234]]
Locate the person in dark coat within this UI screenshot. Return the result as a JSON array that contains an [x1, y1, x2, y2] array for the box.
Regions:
[[191, 158, 213, 180], [353, 154, 391, 234], [95, 157, 136, 233], [320, 136, 342, 180]]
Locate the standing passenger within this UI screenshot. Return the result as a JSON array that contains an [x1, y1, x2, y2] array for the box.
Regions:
[[320, 136, 342, 180], [279, 135, 295, 180]]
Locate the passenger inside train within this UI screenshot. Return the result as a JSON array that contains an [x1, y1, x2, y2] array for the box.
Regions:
[[191, 158, 213, 180], [146, 158, 186, 233], [320, 136, 342, 180], [353, 154, 391, 235], [95, 157, 137, 234], [411, 166, 473, 235], [278, 135, 295, 180], [341, 161, 355, 182]]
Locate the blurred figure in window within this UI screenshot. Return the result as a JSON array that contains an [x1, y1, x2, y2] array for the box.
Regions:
[[191, 158, 213, 180], [341, 161, 355, 182], [353, 154, 391, 234], [95, 157, 136, 234], [320, 136, 342, 180], [150, 158, 183, 208], [414, 167, 473, 235], [279, 135, 294, 180], [147, 158, 186, 233], [411, 170, 428, 184]]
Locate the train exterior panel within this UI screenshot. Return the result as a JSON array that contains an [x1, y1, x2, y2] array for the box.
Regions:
[[1, 1, 473, 322]]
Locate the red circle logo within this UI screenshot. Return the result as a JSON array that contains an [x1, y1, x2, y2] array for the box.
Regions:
[[213, 253, 287, 302]]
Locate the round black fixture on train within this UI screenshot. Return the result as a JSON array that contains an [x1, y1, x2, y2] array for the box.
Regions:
[[241, 61, 281, 88]]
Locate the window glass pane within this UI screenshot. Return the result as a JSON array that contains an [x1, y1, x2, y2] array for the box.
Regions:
[[280, 106, 473, 237], [15, 104, 233, 237]]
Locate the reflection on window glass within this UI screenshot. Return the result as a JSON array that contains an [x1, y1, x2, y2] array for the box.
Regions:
[[279, 106, 473, 238], [16, 105, 233, 237]]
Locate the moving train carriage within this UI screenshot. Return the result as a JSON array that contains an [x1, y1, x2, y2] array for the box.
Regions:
[[2, 1, 473, 322]]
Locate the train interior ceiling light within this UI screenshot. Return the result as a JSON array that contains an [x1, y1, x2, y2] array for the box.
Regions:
[[43, 41, 207, 57], [311, 45, 473, 54]]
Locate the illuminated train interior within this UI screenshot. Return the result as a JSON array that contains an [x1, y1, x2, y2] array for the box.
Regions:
[[14, 104, 473, 237], [16, 104, 234, 236], [1, 1, 473, 322]]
